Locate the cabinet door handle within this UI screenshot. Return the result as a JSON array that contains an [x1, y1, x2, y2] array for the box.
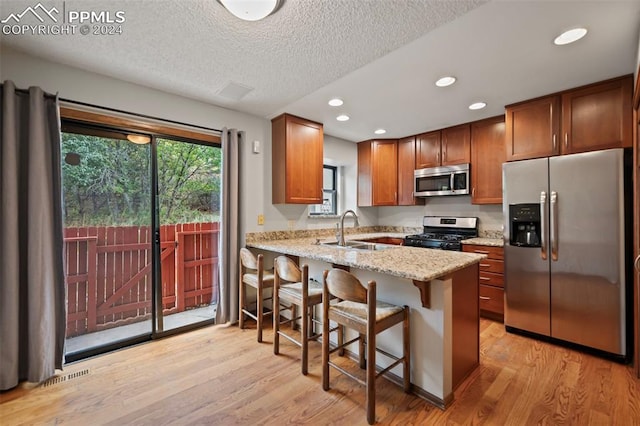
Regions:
[[474, 250, 489, 254], [479, 296, 491, 300], [479, 276, 491, 281], [443, 149, 447, 162], [472, 187, 476, 197], [552, 134, 556, 150], [635, 254, 640, 272], [564, 133, 568, 148]]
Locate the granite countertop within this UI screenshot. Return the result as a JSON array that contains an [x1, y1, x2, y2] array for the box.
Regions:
[[462, 237, 504, 247], [247, 232, 486, 283]]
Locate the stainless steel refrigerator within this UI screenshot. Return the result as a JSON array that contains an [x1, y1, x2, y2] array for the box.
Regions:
[[502, 148, 631, 358]]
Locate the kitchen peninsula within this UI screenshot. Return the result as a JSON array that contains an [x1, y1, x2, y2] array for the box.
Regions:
[[246, 230, 486, 407]]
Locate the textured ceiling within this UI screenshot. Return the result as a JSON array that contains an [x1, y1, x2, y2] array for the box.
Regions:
[[0, 0, 486, 118], [1, 1, 639, 142]]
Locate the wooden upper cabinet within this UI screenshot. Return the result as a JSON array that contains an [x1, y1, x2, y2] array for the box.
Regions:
[[441, 124, 471, 165], [397, 136, 423, 206], [561, 75, 633, 154], [506, 75, 633, 161], [416, 125, 470, 168], [415, 131, 441, 168], [372, 140, 398, 206], [471, 116, 506, 205], [357, 139, 398, 206], [505, 95, 560, 162], [271, 113, 323, 204]]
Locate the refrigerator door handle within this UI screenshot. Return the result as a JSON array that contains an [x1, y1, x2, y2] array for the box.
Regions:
[[540, 191, 547, 260], [550, 191, 558, 261]]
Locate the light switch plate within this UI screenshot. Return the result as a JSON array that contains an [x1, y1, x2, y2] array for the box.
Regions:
[[252, 140, 260, 154]]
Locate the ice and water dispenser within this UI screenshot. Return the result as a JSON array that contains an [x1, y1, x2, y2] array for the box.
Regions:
[[509, 204, 542, 247]]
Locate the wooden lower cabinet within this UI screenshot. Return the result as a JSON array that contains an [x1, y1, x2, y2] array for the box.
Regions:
[[479, 285, 504, 317], [463, 244, 504, 322]]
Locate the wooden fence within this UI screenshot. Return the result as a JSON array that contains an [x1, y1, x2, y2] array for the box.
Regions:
[[64, 222, 219, 337]]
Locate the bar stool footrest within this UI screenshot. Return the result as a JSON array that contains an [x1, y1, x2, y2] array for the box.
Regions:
[[328, 336, 361, 355], [328, 361, 366, 386]]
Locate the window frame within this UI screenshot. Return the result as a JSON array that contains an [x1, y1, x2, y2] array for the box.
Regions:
[[310, 165, 338, 216]]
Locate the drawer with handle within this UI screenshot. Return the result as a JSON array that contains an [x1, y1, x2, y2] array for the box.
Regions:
[[463, 244, 504, 260], [479, 284, 504, 315], [479, 271, 503, 288], [479, 258, 504, 274]]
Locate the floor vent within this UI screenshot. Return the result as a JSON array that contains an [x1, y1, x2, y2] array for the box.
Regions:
[[42, 368, 90, 387]]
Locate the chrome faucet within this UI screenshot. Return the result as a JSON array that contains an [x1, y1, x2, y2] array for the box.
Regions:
[[338, 209, 359, 246]]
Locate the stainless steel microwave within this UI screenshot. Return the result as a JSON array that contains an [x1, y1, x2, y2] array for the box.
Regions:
[[414, 164, 470, 197]]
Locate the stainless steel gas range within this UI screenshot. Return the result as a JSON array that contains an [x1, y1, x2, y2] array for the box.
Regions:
[[403, 216, 478, 251]]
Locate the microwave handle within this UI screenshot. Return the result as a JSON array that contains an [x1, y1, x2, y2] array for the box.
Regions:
[[450, 173, 454, 192]]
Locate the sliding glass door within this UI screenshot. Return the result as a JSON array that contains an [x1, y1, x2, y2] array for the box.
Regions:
[[156, 138, 221, 332], [61, 125, 153, 356], [61, 123, 220, 358]]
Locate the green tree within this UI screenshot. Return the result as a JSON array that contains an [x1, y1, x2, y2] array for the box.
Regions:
[[61, 133, 221, 226]]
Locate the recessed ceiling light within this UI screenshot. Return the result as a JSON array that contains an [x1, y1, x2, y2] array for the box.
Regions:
[[374, 129, 386, 135], [469, 102, 487, 110], [554, 27, 587, 45], [435, 76, 456, 87], [336, 114, 350, 121], [328, 98, 343, 107]]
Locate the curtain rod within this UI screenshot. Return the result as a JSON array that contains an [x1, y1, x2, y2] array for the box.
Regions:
[[0, 83, 222, 133], [2, 84, 58, 99], [60, 98, 223, 134], [1, 84, 224, 134]]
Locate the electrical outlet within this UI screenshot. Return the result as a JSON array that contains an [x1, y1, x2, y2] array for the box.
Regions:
[[257, 214, 264, 225]]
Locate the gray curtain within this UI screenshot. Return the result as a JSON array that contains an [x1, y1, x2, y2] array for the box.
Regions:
[[215, 128, 242, 324], [0, 81, 66, 390]]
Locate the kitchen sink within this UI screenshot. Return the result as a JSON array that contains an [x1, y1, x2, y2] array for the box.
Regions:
[[319, 240, 394, 251]]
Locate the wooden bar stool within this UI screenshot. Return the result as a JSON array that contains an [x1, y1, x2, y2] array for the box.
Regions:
[[239, 248, 275, 343], [273, 256, 324, 375], [322, 268, 410, 425]]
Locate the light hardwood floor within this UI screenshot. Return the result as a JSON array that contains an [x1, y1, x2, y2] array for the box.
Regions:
[[1, 319, 639, 425]]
